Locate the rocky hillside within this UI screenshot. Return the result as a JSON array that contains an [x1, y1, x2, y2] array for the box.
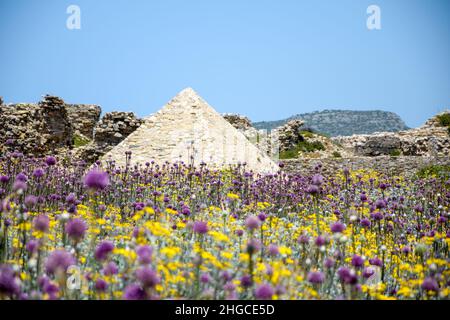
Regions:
[[225, 111, 449, 159], [253, 110, 409, 136]]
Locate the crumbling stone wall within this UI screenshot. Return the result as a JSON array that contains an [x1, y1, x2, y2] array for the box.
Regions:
[[333, 112, 450, 157], [0, 95, 73, 156], [66, 104, 101, 139], [74, 111, 143, 163], [282, 156, 450, 176]]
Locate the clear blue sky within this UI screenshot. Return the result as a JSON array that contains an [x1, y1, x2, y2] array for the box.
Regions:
[[0, 0, 449, 127]]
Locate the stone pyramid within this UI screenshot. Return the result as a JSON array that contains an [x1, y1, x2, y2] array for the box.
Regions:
[[102, 88, 278, 173]]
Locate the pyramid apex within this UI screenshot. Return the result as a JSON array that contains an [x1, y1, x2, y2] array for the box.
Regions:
[[177, 87, 198, 97]]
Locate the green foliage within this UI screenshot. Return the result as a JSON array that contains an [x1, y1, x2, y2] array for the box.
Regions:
[[279, 140, 326, 159], [300, 130, 314, 138], [417, 165, 450, 180], [389, 149, 401, 157], [436, 113, 450, 136], [436, 113, 450, 127], [332, 151, 342, 158], [73, 134, 90, 148]]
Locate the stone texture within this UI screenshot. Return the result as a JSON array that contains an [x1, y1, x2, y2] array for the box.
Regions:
[[0, 95, 73, 156], [66, 104, 101, 139], [274, 119, 305, 152], [94, 112, 142, 146], [223, 114, 253, 131], [102, 88, 278, 172], [74, 111, 143, 163], [332, 112, 450, 157], [282, 156, 450, 177]]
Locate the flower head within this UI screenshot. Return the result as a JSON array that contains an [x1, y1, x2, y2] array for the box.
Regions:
[[45, 250, 75, 275], [33, 215, 50, 233], [94, 241, 114, 261], [255, 283, 274, 300], [193, 221, 208, 234], [65, 218, 87, 242], [307, 271, 325, 284], [84, 169, 109, 191]]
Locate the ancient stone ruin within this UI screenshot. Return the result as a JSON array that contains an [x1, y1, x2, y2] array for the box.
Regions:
[[332, 111, 450, 157], [102, 88, 279, 172], [1, 91, 448, 176], [0, 95, 74, 155], [0, 95, 143, 162], [74, 111, 143, 163]]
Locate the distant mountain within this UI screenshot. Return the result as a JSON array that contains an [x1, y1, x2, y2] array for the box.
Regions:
[[253, 110, 409, 136]]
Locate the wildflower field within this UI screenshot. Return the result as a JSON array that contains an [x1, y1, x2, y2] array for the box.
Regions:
[[0, 153, 448, 300]]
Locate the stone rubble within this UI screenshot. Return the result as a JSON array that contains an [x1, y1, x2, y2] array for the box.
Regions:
[[66, 104, 101, 139], [74, 111, 143, 163], [0, 95, 73, 156], [332, 111, 450, 157]]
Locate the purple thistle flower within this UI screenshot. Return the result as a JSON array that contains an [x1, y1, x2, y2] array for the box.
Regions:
[[330, 221, 346, 233], [337, 267, 351, 282], [371, 211, 384, 221], [0, 265, 21, 297], [246, 239, 261, 255], [351, 254, 364, 268], [45, 156, 57, 166], [193, 221, 209, 234], [200, 273, 210, 284], [45, 250, 75, 275], [297, 234, 310, 244], [83, 169, 110, 191], [361, 218, 371, 228], [66, 193, 77, 204], [224, 282, 236, 292], [94, 241, 114, 261], [0, 175, 9, 184], [307, 271, 325, 284], [26, 240, 39, 254], [12, 180, 27, 192], [15, 173, 28, 182], [306, 184, 319, 195], [33, 215, 50, 233], [369, 257, 383, 267], [136, 245, 153, 265], [103, 261, 119, 276], [123, 283, 147, 300], [324, 257, 335, 269], [32, 168, 45, 179], [95, 279, 108, 292], [25, 195, 38, 208], [245, 215, 261, 230], [315, 235, 327, 247], [65, 218, 87, 241], [362, 267, 375, 279], [374, 199, 386, 209], [312, 174, 324, 186], [135, 267, 160, 288], [421, 277, 439, 292], [267, 244, 279, 256], [255, 283, 274, 300], [240, 275, 253, 288], [257, 212, 267, 222]]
